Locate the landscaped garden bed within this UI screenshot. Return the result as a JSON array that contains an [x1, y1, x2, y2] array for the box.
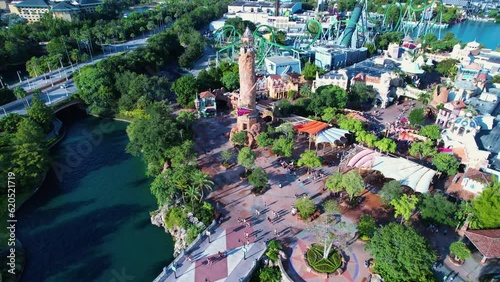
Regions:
[[306, 245, 343, 274]]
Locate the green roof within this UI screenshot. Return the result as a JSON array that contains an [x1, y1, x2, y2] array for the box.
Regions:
[[51, 1, 79, 11], [15, 0, 49, 8]]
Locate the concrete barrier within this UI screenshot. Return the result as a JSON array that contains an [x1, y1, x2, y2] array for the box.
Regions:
[[278, 258, 294, 282]]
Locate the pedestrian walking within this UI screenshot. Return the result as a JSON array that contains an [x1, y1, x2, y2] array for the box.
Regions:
[[264, 201, 267, 207], [279, 183, 282, 188], [245, 232, 249, 238], [267, 216, 272, 223], [274, 229, 278, 236]]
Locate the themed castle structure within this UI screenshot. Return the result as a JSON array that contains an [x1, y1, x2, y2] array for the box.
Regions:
[[231, 27, 261, 146]]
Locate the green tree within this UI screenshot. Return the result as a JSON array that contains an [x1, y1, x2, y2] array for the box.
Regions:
[[0, 88, 16, 105], [379, 180, 403, 205], [419, 125, 441, 140], [166, 140, 197, 168], [176, 111, 196, 130], [492, 75, 500, 84], [391, 194, 419, 224], [408, 108, 425, 126], [150, 171, 179, 206], [248, 167, 268, 188], [449, 241, 471, 261], [297, 150, 322, 173], [259, 266, 281, 282], [13, 86, 29, 108], [191, 170, 214, 201], [342, 170, 364, 201], [126, 102, 182, 176], [256, 132, 274, 148], [325, 172, 344, 195], [436, 58, 459, 78], [275, 123, 294, 138], [337, 115, 365, 133], [220, 149, 234, 165], [472, 183, 500, 229], [374, 138, 397, 153], [171, 74, 198, 108], [231, 131, 247, 146], [417, 91, 432, 106], [419, 193, 457, 226], [356, 130, 378, 147], [27, 94, 54, 133], [432, 153, 460, 175], [357, 214, 377, 240], [409, 140, 437, 159], [186, 184, 201, 212], [221, 71, 239, 92], [368, 223, 437, 282], [299, 83, 312, 97], [349, 82, 377, 109], [364, 42, 376, 56], [302, 61, 322, 80], [321, 107, 338, 123], [237, 147, 256, 172], [265, 240, 282, 263], [0, 113, 25, 134], [308, 85, 347, 116], [272, 136, 294, 157], [296, 196, 316, 219]]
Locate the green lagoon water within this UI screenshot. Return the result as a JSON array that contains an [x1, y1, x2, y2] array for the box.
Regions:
[[16, 116, 173, 282]]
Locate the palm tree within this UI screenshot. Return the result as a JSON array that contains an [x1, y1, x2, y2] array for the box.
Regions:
[[417, 91, 432, 106], [192, 171, 214, 202], [185, 185, 201, 212]]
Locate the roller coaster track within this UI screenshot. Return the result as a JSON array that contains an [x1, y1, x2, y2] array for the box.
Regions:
[[213, 19, 323, 67]]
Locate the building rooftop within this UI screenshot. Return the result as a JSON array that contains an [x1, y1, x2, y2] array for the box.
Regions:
[[228, 0, 297, 9], [265, 56, 299, 65], [467, 97, 499, 115], [454, 80, 477, 91], [76, 0, 101, 6], [319, 71, 347, 80], [344, 57, 400, 79], [15, 0, 49, 8], [52, 1, 79, 11], [476, 122, 500, 169], [464, 229, 500, 259]]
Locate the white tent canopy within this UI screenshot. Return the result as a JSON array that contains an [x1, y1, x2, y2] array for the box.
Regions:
[[371, 156, 436, 193], [315, 127, 350, 145]]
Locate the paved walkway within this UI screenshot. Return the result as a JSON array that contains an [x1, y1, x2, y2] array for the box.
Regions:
[[157, 115, 374, 281]]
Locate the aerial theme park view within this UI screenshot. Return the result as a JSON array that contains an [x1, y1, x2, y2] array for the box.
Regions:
[[0, 0, 500, 281]]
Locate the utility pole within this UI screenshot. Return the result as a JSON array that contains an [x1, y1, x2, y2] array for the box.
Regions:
[[47, 62, 54, 87], [0, 76, 4, 88], [59, 57, 68, 81]]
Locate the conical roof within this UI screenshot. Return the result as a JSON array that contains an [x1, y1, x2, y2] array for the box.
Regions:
[[243, 27, 253, 38], [403, 34, 413, 42]]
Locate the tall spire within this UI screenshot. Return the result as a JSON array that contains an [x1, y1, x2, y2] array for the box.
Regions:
[[242, 27, 253, 40]]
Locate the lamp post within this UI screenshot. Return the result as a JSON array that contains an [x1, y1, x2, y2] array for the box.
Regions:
[[171, 264, 177, 279], [46, 92, 51, 104], [60, 57, 68, 81], [47, 62, 54, 87], [1, 107, 6, 115], [0, 76, 4, 88], [16, 71, 22, 84], [206, 230, 211, 243]]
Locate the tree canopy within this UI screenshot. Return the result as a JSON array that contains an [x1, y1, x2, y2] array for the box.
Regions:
[[419, 125, 441, 140], [237, 147, 256, 172], [308, 85, 347, 116], [171, 74, 198, 108], [349, 82, 377, 110], [374, 138, 397, 153], [391, 194, 419, 224], [409, 140, 437, 159], [342, 170, 364, 200], [325, 172, 344, 194], [368, 223, 437, 282], [302, 61, 323, 80], [379, 180, 403, 205], [436, 58, 459, 78], [432, 153, 460, 175], [472, 183, 500, 229], [419, 193, 458, 226], [27, 94, 54, 133], [248, 167, 268, 188], [408, 108, 425, 126], [449, 241, 471, 261], [297, 150, 322, 172], [272, 136, 294, 157]]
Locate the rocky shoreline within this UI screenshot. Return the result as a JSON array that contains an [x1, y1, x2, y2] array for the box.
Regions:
[[150, 205, 188, 257]]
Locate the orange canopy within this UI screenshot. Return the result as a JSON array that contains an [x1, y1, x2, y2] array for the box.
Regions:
[[294, 121, 329, 135]]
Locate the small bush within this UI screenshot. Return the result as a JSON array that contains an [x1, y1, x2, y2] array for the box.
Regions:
[[266, 240, 282, 262], [164, 207, 189, 229], [296, 196, 316, 219], [259, 266, 281, 282], [306, 245, 342, 273], [186, 225, 204, 244], [193, 201, 215, 226]]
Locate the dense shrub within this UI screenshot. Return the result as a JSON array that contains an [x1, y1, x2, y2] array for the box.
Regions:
[[306, 245, 342, 273], [164, 207, 189, 229], [193, 201, 215, 226], [186, 225, 204, 244]]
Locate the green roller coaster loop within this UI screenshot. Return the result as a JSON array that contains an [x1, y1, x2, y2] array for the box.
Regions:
[[408, 0, 435, 12], [382, 2, 403, 31]]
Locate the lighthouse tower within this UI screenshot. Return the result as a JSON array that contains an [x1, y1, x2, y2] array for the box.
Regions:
[[236, 27, 258, 132]]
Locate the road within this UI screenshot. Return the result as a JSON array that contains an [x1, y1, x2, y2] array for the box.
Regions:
[[0, 30, 160, 118]]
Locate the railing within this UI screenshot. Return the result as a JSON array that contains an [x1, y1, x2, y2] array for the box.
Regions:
[[153, 219, 218, 282], [278, 258, 294, 282]]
